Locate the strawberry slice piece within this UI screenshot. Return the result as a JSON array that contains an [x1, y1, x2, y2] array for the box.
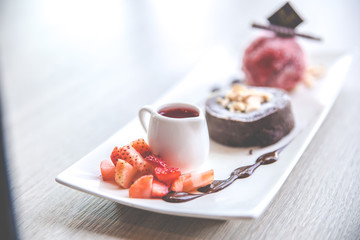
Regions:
[[170, 177, 183, 192], [131, 138, 152, 157], [115, 159, 138, 188], [145, 155, 167, 168], [119, 145, 154, 175], [100, 160, 116, 181], [181, 169, 214, 192], [171, 169, 215, 192], [110, 146, 121, 165], [154, 167, 181, 186], [151, 180, 169, 198], [129, 175, 153, 198]]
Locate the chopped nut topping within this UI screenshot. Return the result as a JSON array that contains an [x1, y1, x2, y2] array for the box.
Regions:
[[307, 65, 325, 78], [303, 65, 326, 88], [217, 84, 273, 113]]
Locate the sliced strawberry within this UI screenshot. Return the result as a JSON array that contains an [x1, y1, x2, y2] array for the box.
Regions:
[[145, 155, 167, 168], [170, 177, 183, 192], [129, 175, 153, 198], [131, 138, 152, 157], [151, 180, 169, 198], [115, 159, 138, 188], [131, 170, 150, 185], [154, 167, 181, 186], [110, 146, 121, 165], [119, 145, 154, 175], [100, 160, 116, 181], [182, 169, 214, 192]]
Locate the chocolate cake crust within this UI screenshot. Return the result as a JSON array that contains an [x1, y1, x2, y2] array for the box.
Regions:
[[205, 87, 294, 147]]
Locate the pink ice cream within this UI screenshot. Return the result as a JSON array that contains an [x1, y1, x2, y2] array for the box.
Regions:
[[242, 35, 306, 91]]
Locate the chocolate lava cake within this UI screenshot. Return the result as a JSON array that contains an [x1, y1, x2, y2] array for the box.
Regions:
[[205, 86, 294, 147]]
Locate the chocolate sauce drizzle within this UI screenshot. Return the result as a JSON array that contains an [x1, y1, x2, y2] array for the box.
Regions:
[[162, 144, 287, 203]]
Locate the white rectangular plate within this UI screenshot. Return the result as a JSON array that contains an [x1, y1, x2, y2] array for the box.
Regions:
[[56, 47, 352, 219]]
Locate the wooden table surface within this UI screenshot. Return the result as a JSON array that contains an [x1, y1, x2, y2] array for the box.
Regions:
[[1, 0, 360, 239]]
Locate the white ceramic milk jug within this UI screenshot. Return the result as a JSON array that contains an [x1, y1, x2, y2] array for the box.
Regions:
[[139, 103, 209, 172]]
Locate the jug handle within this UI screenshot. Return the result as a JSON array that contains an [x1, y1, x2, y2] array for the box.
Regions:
[[139, 105, 154, 133]]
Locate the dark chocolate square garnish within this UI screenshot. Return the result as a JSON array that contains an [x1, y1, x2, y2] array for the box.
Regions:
[[267, 2, 303, 29]]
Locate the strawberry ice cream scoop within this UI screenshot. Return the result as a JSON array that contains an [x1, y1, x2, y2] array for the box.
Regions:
[[242, 36, 306, 91]]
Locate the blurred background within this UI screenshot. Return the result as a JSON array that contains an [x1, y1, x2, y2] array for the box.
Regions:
[[0, 0, 359, 239]]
